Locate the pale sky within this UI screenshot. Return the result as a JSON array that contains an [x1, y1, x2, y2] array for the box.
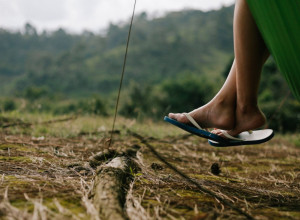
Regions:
[[0, 0, 235, 33]]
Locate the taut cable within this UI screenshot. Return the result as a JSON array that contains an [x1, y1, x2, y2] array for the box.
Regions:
[[108, 0, 137, 148]]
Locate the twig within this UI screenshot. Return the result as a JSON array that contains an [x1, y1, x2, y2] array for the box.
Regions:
[[1, 122, 31, 128], [128, 130, 255, 220], [0, 116, 77, 129], [38, 116, 77, 125]]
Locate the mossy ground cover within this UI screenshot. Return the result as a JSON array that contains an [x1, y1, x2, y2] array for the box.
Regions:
[[0, 113, 299, 219]]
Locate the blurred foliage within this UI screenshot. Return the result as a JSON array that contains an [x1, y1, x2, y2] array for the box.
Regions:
[[52, 97, 108, 116], [0, 5, 299, 133], [259, 59, 300, 132], [24, 86, 49, 101], [120, 82, 157, 120], [120, 74, 216, 120], [0, 6, 234, 97], [159, 74, 216, 113], [1, 99, 17, 112]]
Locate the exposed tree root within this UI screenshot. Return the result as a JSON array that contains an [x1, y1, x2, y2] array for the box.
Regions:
[[90, 146, 140, 220]]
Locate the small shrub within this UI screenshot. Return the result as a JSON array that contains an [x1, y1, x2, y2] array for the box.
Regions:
[[3, 99, 16, 112], [24, 86, 49, 101]]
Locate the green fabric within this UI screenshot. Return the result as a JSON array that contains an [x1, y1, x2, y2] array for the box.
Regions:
[[246, 0, 300, 101]]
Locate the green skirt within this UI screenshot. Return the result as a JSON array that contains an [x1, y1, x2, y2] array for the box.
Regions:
[[247, 0, 300, 101]]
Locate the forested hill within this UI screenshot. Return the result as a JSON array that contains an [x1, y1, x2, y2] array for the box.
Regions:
[[0, 6, 235, 97]]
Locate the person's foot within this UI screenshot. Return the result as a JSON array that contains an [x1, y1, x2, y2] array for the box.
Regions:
[[168, 98, 236, 130], [212, 104, 266, 137]]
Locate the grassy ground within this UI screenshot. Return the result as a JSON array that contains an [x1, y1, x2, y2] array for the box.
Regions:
[[0, 113, 300, 219]]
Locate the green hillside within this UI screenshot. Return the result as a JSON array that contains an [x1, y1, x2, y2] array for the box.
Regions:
[[0, 6, 234, 97]]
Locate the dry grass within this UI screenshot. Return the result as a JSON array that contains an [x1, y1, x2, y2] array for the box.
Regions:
[[125, 134, 300, 219], [0, 113, 299, 219]]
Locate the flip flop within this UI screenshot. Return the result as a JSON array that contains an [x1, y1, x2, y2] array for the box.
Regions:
[[208, 129, 274, 147], [164, 113, 230, 143]]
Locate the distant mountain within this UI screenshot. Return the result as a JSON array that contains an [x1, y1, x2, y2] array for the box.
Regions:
[[0, 5, 234, 98]]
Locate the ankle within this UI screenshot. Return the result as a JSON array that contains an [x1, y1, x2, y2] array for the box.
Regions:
[[237, 103, 259, 114], [213, 96, 234, 108], [236, 103, 266, 125]]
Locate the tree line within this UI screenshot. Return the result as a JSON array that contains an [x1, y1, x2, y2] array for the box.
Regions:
[[0, 5, 299, 132]]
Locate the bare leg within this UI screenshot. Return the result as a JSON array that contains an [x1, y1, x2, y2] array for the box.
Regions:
[[169, 0, 269, 133], [215, 0, 269, 136]]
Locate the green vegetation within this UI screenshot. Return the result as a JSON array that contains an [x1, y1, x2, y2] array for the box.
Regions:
[[0, 5, 299, 133]]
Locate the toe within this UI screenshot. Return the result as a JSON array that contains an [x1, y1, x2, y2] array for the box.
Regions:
[[168, 113, 176, 119], [211, 129, 218, 134], [211, 129, 227, 137], [211, 129, 222, 135], [168, 113, 189, 123], [176, 114, 188, 123]]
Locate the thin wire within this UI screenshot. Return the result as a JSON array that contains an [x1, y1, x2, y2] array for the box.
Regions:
[[108, 0, 137, 148]]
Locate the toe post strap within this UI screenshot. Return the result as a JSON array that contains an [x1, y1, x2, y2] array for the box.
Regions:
[[183, 113, 209, 131]]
